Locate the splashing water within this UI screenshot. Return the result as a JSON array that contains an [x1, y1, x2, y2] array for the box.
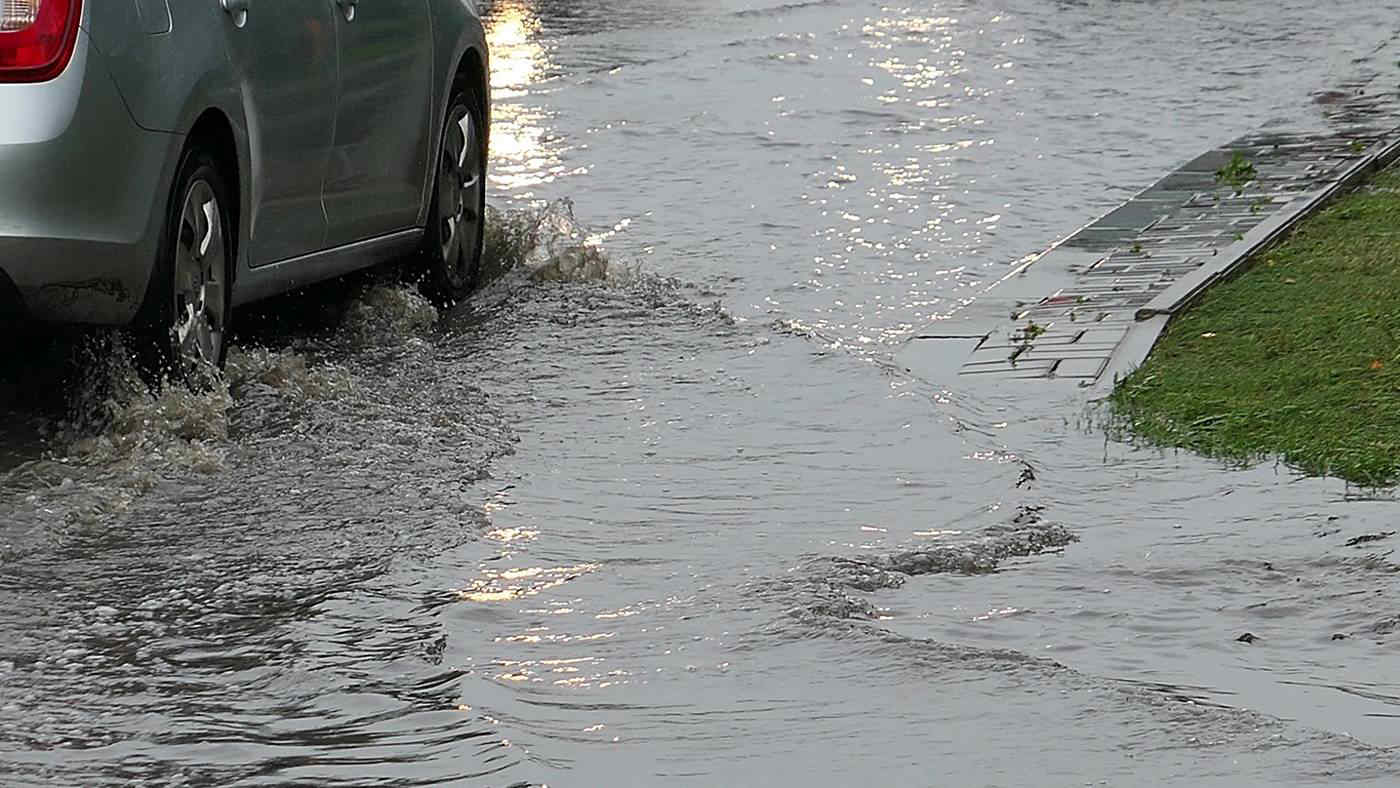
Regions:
[[1, 199, 638, 538], [484, 200, 635, 285], [34, 203, 610, 474], [339, 284, 440, 346], [224, 346, 355, 404], [53, 334, 232, 472]]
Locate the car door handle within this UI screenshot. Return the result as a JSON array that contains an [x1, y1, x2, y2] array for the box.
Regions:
[[335, 0, 357, 21], [220, 0, 248, 27]]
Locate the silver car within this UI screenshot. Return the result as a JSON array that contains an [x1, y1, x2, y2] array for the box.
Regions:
[[0, 0, 489, 369]]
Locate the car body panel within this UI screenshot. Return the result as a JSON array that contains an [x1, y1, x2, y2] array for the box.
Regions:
[[323, 0, 435, 247], [84, 2, 239, 137], [233, 229, 423, 307], [81, 0, 253, 313], [0, 0, 489, 327], [220, 0, 340, 267], [0, 27, 178, 324], [132, 0, 172, 34]]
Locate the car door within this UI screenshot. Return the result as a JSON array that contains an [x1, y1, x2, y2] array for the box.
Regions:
[[322, 0, 435, 247], [220, 0, 338, 266]]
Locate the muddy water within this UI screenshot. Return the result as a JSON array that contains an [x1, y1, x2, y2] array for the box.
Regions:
[[4, 1, 1400, 785]]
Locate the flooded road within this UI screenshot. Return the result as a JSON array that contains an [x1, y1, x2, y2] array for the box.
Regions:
[[5, 0, 1400, 784]]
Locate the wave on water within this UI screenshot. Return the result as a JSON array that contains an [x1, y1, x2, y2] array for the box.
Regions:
[[759, 505, 1078, 624], [811, 507, 1077, 592], [732, 0, 838, 19], [738, 508, 1396, 778]]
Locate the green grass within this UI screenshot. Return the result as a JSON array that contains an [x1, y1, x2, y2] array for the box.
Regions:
[[1111, 167, 1400, 486], [1215, 151, 1258, 192]]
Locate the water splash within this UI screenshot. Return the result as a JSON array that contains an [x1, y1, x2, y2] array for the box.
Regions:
[[225, 346, 355, 404], [15, 206, 564, 478], [482, 200, 636, 285], [54, 334, 231, 472], [339, 284, 440, 346]]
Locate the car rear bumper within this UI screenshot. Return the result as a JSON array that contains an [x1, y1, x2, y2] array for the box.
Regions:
[[0, 30, 177, 326]]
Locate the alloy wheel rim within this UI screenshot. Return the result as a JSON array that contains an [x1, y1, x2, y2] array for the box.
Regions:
[[438, 104, 483, 286], [171, 179, 226, 367]]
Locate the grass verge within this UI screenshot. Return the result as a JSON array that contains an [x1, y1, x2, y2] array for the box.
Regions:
[[1111, 165, 1400, 486]]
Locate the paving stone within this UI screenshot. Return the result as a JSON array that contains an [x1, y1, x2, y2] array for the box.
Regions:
[[1022, 347, 1119, 363], [1179, 149, 1239, 173], [1156, 171, 1223, 191], [1094, 200, 1174, 231], [1051, 357, 1109, 379], [1075, 327, 1129, 344], [966, 346, 1024, 365], [962, 362, 1058, 379], [895, 336, 986, 380]]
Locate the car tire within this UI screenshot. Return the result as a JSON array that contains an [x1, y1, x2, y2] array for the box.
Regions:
[[138, 145, 234, 380], [419, 81, 487, 305]]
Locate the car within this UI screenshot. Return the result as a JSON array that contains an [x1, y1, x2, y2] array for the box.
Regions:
[[0, 0, 489, 372]]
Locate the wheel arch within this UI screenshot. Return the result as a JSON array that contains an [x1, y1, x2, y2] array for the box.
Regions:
[[131, 106, 242, 374], [416, 42, 489, 227], [137, 103, 246, 318], [184, 109, 243, 287], [454, 45, 491, 143], [418, 2, 490, 229]]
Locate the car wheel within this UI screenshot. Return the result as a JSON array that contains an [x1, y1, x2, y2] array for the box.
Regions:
[[140, 146, 233, 379], [420, 82, 487, 305]]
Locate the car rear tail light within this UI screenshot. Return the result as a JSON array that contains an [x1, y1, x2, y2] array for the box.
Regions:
[[1, 0, 38, 31], [0, 0, 82, 83]]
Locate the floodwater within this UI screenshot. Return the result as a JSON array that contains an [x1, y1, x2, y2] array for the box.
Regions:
[[4, 0, 1400, 784]]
